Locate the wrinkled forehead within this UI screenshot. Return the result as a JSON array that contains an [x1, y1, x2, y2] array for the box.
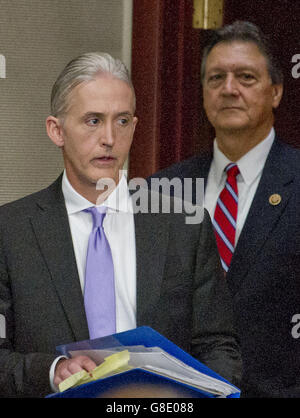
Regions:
[[203, 40, 270, 80], [207, 40, 268, 67]]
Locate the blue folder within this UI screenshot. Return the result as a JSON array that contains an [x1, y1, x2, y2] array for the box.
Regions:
[[47, 326, 240, 398]]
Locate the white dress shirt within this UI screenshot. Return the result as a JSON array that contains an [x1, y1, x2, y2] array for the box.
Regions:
[[61, 170, 137, 333], [50, 172, 136, 391], [205, 128, 275, 245]]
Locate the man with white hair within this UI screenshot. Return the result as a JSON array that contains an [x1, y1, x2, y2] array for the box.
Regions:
[[0, 52, 241, 397]]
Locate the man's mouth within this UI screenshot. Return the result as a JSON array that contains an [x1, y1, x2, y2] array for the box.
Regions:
[[91, 156, 116, 166], [221, 106, 244, 111]]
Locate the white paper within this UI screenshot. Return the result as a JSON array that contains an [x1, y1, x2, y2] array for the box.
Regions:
[[69, 345, 238, 397]]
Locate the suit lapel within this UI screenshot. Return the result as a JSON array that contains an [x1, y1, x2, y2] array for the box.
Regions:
[[30, 176, 89, 341], [134, 204, 169, 326], [227, 139, 296, 293], [192, 153, 212, 191]]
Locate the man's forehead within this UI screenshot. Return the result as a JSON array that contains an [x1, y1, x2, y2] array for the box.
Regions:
[[66, 76, 135, 114], [206, 40, 268, 69]]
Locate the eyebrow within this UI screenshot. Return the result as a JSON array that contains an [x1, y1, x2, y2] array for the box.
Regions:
[[82, 111, 134, 119], [207, 65, 259, 74]]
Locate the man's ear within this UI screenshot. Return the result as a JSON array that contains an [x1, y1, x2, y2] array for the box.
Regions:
[[132, 116, 138, 133], [272, 83, 283, 109], [46, 116, 64, 148]]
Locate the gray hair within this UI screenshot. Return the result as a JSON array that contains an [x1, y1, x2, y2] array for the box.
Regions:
[[201, 21, 283, 85], [50, 52, 135, 118]]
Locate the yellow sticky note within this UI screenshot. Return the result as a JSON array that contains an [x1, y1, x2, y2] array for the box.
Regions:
[[59, 369, 91, 393], [92, 350, 130, 380]]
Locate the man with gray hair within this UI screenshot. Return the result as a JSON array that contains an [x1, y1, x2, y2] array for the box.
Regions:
[[0, 52, 241, 397], [151, 21, 300, 397]]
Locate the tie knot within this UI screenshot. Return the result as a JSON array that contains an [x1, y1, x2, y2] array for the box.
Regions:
[[85, 206, 106, 229], [225, 163, 239, 179]]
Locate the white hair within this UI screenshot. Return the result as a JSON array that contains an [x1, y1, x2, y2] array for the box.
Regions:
[[50, 52, 135, 117]]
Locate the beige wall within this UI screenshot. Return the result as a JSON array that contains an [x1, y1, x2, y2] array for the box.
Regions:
[[0, 0, 132, 205]]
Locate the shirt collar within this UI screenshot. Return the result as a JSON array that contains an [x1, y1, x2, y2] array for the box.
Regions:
[[62, 170, 132, 215], [212, 127, 275, 186]]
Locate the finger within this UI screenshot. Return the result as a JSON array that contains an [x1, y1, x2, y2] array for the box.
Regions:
[[59, 366, 73, 381], [80, 357, 97, 372], [72, 355, 97, 372], [53, 375, 62, 386], [53, 367, 72, 387], [68, 361, 85, 375], [54, 358, 79, 384]]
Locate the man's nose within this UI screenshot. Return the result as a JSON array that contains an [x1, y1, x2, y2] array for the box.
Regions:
[[100, 121, 115, 147], [221, 74, 239, 96]]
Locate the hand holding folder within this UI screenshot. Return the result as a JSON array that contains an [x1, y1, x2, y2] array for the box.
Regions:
[[47, 327, 240, 398]]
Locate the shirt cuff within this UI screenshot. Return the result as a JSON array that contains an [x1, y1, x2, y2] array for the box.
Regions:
[[49, 355, 68, 393]]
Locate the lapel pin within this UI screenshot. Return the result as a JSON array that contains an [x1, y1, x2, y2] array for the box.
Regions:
[[269, 193, 281, 206]]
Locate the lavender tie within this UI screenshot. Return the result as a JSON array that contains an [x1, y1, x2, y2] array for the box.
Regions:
[[84, 206, 116, 339]]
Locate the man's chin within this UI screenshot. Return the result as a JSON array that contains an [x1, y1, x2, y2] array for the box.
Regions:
[[89, 168, 121, 187], [215, 118, 250, 133]]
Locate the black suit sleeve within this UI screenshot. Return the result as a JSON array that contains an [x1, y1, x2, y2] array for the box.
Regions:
[[190, 211, 242, 387], [0, 227, 57, 397]]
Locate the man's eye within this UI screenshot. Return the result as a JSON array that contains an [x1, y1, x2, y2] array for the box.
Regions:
[[206, 74, 224, 86], [239, 73, 255, 82], [209, 74, 223, 81], [118, 118, 129, 126], [87, 118, 99, 126]]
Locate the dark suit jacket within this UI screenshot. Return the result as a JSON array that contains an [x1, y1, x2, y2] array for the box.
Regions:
[[0, 174, 241, 397], [150, 137, 300, 397]]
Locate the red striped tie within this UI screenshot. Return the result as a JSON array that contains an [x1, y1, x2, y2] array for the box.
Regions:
[[213, 163, 239, 272]]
